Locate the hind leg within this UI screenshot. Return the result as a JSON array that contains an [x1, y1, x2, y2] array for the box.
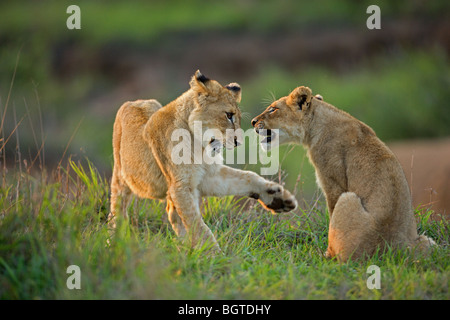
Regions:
[[108, 169, 132, 228], [166, 196, 186, 238], [326, 192, 377, 262]]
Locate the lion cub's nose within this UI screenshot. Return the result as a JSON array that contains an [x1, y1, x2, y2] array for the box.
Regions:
[[251, 118, 258, 127]]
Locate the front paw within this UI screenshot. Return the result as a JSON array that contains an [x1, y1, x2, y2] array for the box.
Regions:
[[252, 183, 297, 213]]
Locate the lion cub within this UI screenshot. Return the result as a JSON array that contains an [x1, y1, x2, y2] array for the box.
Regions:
[[109, 71, 297, 253], [251, 86, 435, 261]]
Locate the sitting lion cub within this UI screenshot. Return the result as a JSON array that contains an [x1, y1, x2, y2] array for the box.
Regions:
[[109, 71, 297, 253], [251, 86, 435, 261]]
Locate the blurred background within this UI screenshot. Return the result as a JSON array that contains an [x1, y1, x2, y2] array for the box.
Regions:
[[1, 0, 449, 215]]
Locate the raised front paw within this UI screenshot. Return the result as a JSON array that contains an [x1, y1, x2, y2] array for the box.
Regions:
[[251, 183, 297, 213]]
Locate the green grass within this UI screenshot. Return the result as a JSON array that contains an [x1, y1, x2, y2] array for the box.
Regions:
[[0, 159, 448, 299]]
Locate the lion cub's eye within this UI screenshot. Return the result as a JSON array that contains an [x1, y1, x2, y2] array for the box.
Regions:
[[226, 112, 234, 122], [268, 107, 277, 114]]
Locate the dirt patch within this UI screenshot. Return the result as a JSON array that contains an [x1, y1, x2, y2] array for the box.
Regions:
[[388, 138, 450, 217]]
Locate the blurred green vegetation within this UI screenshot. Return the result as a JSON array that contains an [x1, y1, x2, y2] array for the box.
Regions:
[[2, 0, 447, 44], [1, 0, 449, 200]]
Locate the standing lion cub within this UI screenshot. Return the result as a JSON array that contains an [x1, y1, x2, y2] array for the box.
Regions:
[[109, 71, 297, 253], [251, 86, 435, 261]]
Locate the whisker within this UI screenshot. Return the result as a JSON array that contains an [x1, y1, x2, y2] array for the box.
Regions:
[[260, 90, 277, 106], [241, 112, 251, 121]]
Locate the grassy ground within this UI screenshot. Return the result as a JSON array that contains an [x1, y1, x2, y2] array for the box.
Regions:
[[0, 159, 448, 300]]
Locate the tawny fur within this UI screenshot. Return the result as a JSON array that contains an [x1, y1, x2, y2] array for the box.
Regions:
[[109, 71, 297, 253], [251, 86, 435, 261]]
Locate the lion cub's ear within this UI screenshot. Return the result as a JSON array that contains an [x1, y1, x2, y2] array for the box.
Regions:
[[225, 82, 241, 103], [190, 70, 222, 95], [287, 86, 313, 111], [190, 70, 210, 93]]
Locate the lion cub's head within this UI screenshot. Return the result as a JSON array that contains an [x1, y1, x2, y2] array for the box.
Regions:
[[251, 86, 322, 150], [189, 70, 243, 151]]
